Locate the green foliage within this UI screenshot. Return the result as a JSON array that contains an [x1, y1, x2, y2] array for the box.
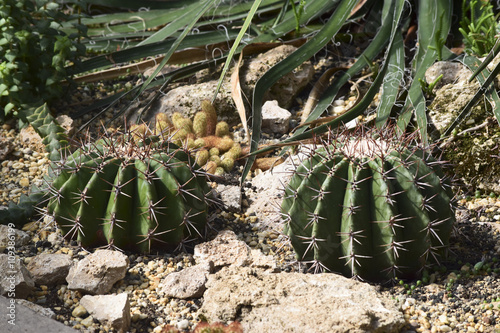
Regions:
[[0, 189, 46, 227], [459, 0, 499, 56], [419, 74, 442, 97], [45, 132, 211, 253], [281, 128, 455, 283], [0, 0, 85, 120]]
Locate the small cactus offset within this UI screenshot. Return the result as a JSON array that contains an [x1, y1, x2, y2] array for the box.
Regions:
[[281, 127, 455, 283], [44, 130, 211, 253], [133, 100, 241, 175]]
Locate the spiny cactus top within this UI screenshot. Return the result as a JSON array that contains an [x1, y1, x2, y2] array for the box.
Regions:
[[281, 128, 455, 283], [45, 130, 212, 253]]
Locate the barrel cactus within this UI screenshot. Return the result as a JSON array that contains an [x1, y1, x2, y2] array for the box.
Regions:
[[45, 130, 211, 253], [281, 129, 455, 283]]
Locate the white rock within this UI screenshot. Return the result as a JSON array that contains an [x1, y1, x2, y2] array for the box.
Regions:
[[194, 230, 277, 271], [424, 61, 471, 90], [215, 184, 241, 212], [193, 230, 250, 268], [66, 250, 129, 295], [157, 261, 213, 299], [27, 253, 72, 286], [80, 293, 131, 333], [261, 100, 291, 134], [200, 266, 406, 333]]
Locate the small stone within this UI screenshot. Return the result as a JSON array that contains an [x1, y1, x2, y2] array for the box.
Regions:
[[80, 293, 131, 332], [438, 314, 449, 325], [66, 249, 129, 295], [27, 253, 72, 286], [158, 261, 213, 299], [81, 316, 94, 327], [0, 225, 30, 252], [72, 304, 88, 318], [177, 319, 190, 330], [261, 100, 291, 134], [19, 177, 30, 187]]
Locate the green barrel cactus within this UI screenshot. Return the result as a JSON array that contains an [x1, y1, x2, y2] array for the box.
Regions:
[[281, 131, 455, 283], [45, 132, 211, 253]]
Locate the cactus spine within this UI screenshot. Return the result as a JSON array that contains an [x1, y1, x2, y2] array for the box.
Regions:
[[281, 128, 455, 283], [45, 131, 211, 253]]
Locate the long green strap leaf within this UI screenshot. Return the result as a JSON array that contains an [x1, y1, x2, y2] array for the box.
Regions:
[[296, 0, 401, 134], [134, 0, 218, 98], [241, 0, 359, 184], [376, 31, 404, 128], [138, 1, 216, 46], [212, 0, 263, 101], [396, 0, 454, 141], [244, 0, 405, 158]]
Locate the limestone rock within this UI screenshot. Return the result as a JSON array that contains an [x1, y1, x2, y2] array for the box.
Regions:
[[261, 100, 291, 134], [425, 61, 480, 137], [215, 184, 241, 212], [194, 230, 277, 271], [200, 266, 406, 333], [66, 250, 129, 295], [0, 224, 30, 253], [18, 125, 45, 153], [0, 254, 35, 299], [240, 44, 314, 108], [424, 61, 472, 91], [194, 230, 251, 268], [80, 293, 131, 333], [27, 253, 72, 286], [244, 151, 305, 229], [157, 261, 213, 299]]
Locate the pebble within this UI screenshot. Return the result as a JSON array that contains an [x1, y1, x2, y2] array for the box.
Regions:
[[72, 304, 87, 317], [80, 316, 94, 327], [177, 319, 190, 330]]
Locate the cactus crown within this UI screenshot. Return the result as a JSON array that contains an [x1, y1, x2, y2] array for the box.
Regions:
[[44, 127, 212, 253], [281, 127, 455, 283]]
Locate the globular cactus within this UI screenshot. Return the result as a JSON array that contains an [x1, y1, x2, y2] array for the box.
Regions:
[[281, 128, 455, 283], [44, 130, 211, 253]]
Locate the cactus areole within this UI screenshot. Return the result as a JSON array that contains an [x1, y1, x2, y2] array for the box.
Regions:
[[46, 134, 211, 253], [281, 131, 455, 283]]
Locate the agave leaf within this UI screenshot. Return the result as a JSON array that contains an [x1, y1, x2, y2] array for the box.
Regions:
[[296, 0, 401, 134], [138, 1, 219, 46], [70, 0, 199, 10], [396, 0, 455, 141], [213, 0, 263, 101], [70, 29, 240, 75], [241, 0, 360, 183], [375, 31, 404, 128]]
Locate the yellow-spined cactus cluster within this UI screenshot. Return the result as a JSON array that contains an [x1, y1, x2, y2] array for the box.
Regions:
[[130, 100, 241, 175]]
